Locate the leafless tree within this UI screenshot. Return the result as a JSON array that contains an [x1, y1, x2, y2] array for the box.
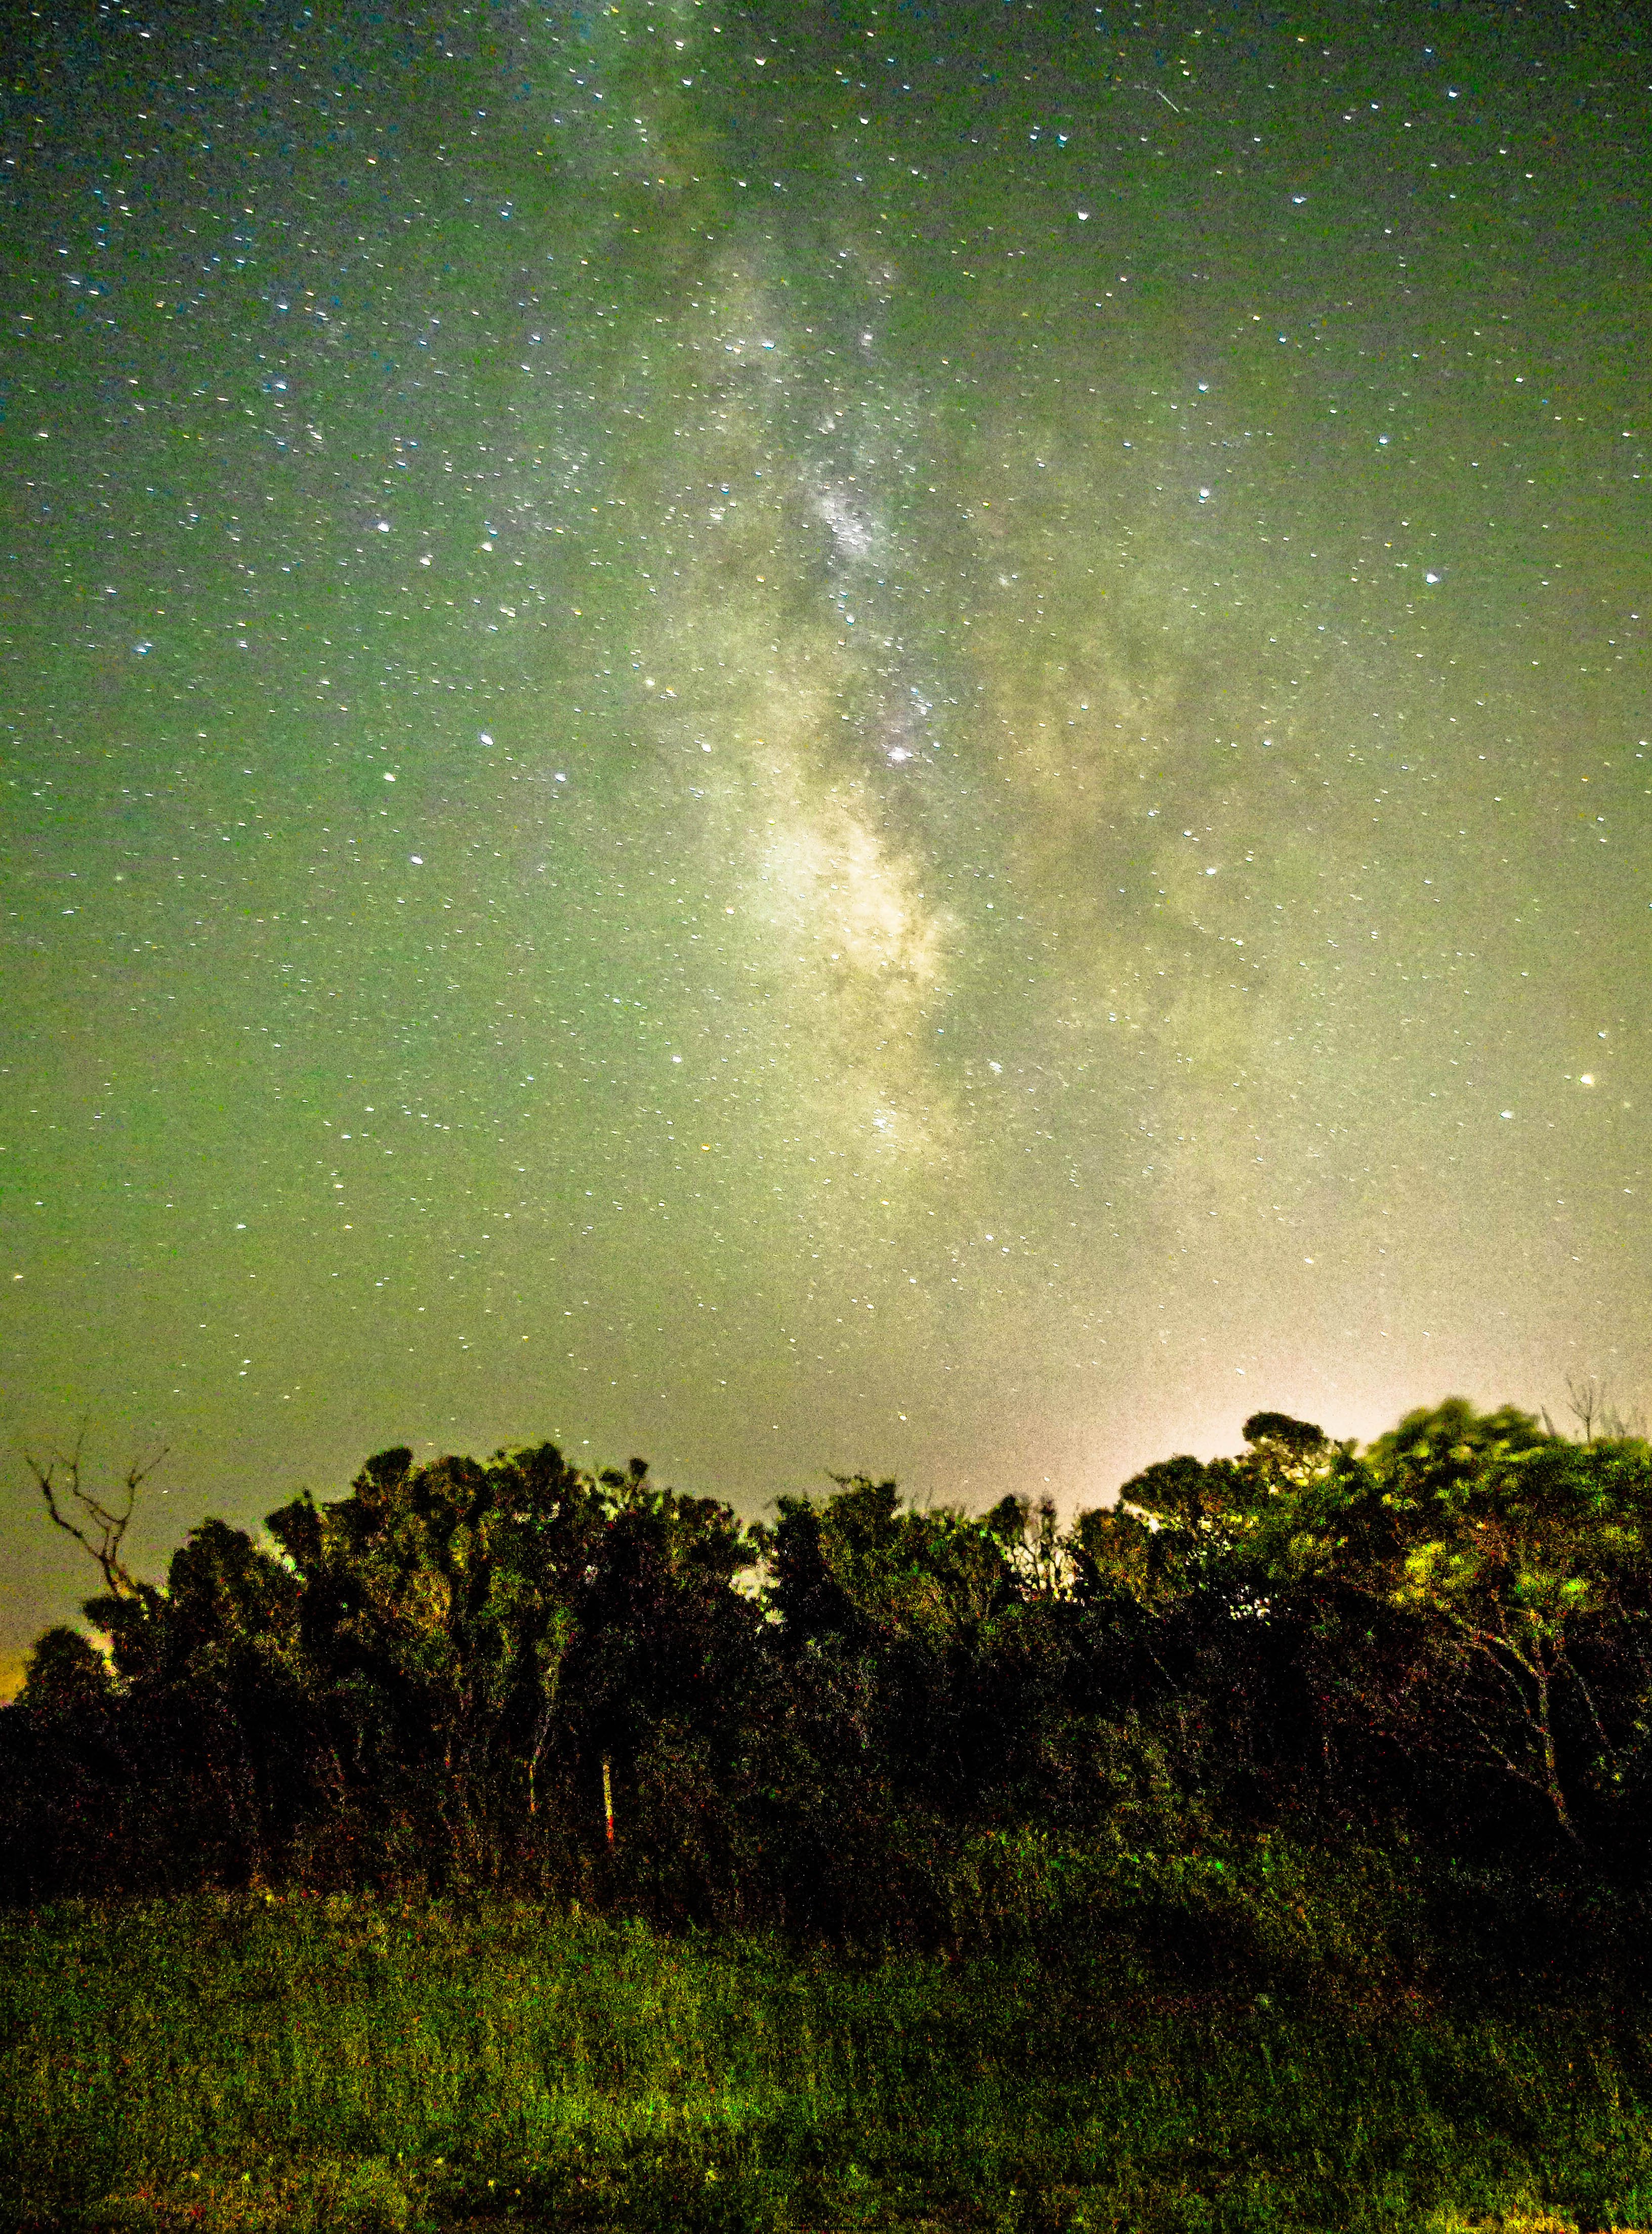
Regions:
[[1600, 1394, 1650, 1441], [21, 1426, 167, 1598], [1564, 1377, 1649, 1446], [1566, 1376, 1603, 1444]]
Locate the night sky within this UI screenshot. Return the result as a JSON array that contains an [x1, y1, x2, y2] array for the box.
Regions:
[[3, 0, 1647, 1695]]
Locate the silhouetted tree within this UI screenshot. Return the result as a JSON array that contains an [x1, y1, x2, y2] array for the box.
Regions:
[[9, 1397, 1652, 1928]]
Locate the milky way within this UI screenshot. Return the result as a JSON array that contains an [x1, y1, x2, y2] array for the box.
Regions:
[[3, 0, 1646, 1688]]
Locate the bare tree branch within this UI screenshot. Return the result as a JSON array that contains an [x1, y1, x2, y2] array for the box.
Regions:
[[1564, 1375, 1648, 1444], [1566, 1375, 1601, 1444], [22, 1426, 168, 1599]]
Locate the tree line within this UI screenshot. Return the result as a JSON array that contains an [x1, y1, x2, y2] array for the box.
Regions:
[[6, 1397, 1652, 1940]]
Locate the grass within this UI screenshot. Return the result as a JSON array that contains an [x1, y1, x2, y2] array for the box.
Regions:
[[3, 1881, 1652, 2232]]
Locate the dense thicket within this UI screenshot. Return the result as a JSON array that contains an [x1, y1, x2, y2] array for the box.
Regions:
[[7, 1400, 1652, 1947]]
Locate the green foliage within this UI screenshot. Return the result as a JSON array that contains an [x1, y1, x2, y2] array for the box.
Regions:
[[5, 1891, 1652, 2233], [7, 1397, 1652, 1936], [1274, 1408, 1652, 1846], [257, 1442, 766, 1901], [758, 1474, 1013, 1649], [17, 1625, 113, 1719], [13, 1403, 1652, 2224]]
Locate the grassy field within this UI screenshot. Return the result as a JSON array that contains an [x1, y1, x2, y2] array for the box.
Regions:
[[4, 1881, 1651, 2233]]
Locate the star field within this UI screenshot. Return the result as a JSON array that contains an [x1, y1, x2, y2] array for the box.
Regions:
[[2, 0, 1647, 1691]]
